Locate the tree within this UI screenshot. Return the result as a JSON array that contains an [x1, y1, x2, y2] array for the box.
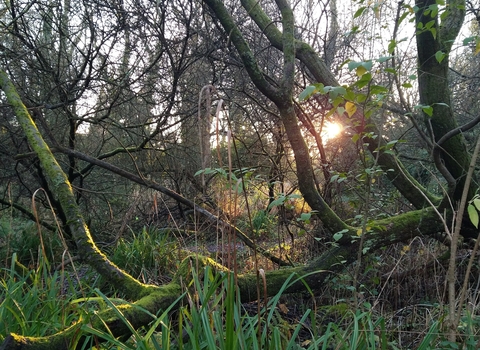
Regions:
[[1, 0, 479, 347]]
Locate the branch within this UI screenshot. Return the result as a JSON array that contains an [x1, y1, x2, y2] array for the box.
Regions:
[[56, 145, 291, 267], [202, 0, 282, 104]]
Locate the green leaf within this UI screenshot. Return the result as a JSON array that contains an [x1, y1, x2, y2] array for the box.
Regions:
[[363, 61, 373, 71], [387, 40, 396, 54], [355, 93, 367, 103], [415, 104, 433, 116], [468, 204, 479, 228], [376, 55, 393, 63], [474, 198, 480, 211], [370, 85, 388, 94], [268, 195, 286, 209], [330, 174, 340, 183], [348, 61, 361, 71], [384, 67, 397, 74], [425, 20, 435, 30], [353, 7, 367, 19], [397, 10, 409, 26], [332, 232, 342, 241], [427, 4, 439, 17], [333, 229, 349, 241], [355, 73, 372, 88], [463, 36, 476, 46], [298, 212, 312, 224], [356, 65, 367, 77], [329, 86, 347, 99], [298, 85, 317, 101], [422, 105, 433, 116], [435, 50, 446, 63]]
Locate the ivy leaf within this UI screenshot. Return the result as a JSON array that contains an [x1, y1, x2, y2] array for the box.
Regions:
[[468, 204, 479, 229]]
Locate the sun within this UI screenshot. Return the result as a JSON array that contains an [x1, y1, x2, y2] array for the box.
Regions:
[[322, 122, 343, 141]]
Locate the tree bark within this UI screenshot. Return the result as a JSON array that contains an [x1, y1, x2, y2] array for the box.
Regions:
[[415, 0, 470, 200]]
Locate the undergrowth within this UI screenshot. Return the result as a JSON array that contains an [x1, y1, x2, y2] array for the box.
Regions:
[[0, 220, 480, 349]]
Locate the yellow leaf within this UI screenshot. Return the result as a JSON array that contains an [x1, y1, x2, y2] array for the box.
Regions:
[[356, 65, 367, 77], [278, 303, 289, 313], [371, 178, 376, 184], [475, 40, 480, 55], [357, 228, 363, 236], [345, 101, 357, 117]]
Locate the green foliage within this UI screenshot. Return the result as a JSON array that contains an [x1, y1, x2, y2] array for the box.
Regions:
[[0, 254, 82, 341], [195, 167, 258, 193], [268, 193, 302, 210], [0, 216, 61, 266], [1, 257, 479, 349], [109, 227, 179, 282], [78, 288, 183, 349], [252, 210, 276, 236], [467, 195, 480, 228]]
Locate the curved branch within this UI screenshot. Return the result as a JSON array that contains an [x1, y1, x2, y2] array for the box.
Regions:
[[57, 145, 291, 267], [437, 113, 480, 147], [202, 0, 282, 104], [0, 69, 157, 300]]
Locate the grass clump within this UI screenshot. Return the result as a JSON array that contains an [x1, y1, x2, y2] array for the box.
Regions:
[[0, 254, 85, 342], [108, 226, 180, 284]]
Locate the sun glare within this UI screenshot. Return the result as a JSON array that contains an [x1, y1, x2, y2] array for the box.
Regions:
[[322, 122, 343, 141]]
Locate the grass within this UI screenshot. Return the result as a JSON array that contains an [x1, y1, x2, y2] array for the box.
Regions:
[[108, 226, 180, 284], [1, 223, 480, 349], [0, 254, 83, 341]]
